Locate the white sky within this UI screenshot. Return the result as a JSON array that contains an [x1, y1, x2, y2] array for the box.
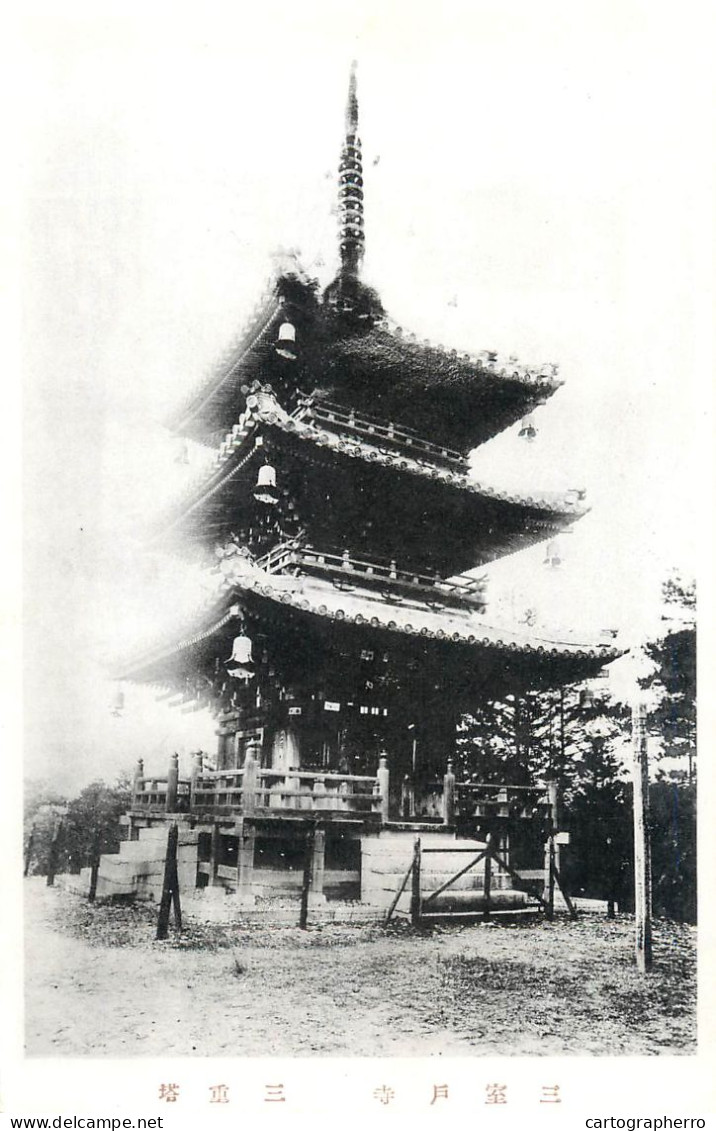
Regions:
[[14, 0, 714, 792]]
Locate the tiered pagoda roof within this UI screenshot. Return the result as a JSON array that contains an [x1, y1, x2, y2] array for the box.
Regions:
[[167, 273, 562, 454], [116, 557, 622, 703], [153, 386, 587, 574], [117, 64, 623, 699]]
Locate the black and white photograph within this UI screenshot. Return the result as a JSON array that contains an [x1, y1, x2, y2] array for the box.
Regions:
[[5, 0, 714, 1122]]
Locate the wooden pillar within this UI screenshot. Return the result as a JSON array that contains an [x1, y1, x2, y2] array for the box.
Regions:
[[271, 724, 300, 772], [165, 753, 179, 813], [242, 743, 259, 814], [310, 826, 327, 905], [237, 825, 256, 905], [443, 758, 456, 826], [210, 822, 221, 886], [377, 754, 390, 824], [632, 702, 653, 973], [156, 822, 182, 940], [400, 774, 412, 820]]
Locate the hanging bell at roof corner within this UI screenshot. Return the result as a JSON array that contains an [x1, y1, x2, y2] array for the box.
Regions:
[[518, 414, 537, 441], [225, 631, 255, 680], [579, 687, 595, 709], [275, 321, 297, 361], [544, 540, 562, 569], [254, 461, 279, 505]]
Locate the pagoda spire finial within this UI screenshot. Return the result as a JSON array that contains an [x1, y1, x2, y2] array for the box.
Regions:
[[345, 58, 359, 134], [338, 60, 364, 278]]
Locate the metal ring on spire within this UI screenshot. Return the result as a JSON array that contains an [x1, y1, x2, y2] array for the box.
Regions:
[[338, 61, 364, 278]]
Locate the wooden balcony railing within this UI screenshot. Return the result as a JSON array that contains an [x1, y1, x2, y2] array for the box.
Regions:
[[131, 778, 192, 812], [292, 396, 467, 469], [128, 756, 554, 831], [455, 781, 552, 820], [255, 769, 380, 814], [130, 759, 386, 822], [256, 543, 487, 610]]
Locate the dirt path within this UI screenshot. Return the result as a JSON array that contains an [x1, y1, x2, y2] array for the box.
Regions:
[[24, 881, 696, 1057]]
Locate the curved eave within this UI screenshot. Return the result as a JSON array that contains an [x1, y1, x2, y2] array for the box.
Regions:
[[307, 322, 563, 451], [114, 572, 624, 686], [112, 600, 242, 682], [165, 294, 283, 441], [164, 268, 319, 442], [163, 286, 564, 451], [149, 391, 587, 552]]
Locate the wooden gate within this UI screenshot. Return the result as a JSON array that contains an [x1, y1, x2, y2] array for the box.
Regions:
[[385, 832, 577, 926]]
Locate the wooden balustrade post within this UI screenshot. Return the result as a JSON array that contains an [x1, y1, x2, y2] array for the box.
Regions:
[[443, 758, 456, 826], [377, 754, 390, 824], [133, 758, 144, 805], [410, 836, 422, 927], [632, 702, 653, 973], [165, 753, 179, 813], [189, 751, 203, 810], [242, 743, 259, 814], [312, 777, 328, 811]]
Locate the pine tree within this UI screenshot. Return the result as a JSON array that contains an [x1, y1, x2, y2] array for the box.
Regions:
[[639, 574, 696, 784], [459, 683, 632, 901]]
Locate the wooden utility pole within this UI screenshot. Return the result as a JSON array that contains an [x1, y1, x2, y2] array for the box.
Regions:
[[545, 831, 555, 921], [156, 823, 182, 940], [632, 702, 653, 973], [542, 783, 556, 922]]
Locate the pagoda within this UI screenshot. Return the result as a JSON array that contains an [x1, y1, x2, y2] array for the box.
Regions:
[[100, 66, 622, 912]]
